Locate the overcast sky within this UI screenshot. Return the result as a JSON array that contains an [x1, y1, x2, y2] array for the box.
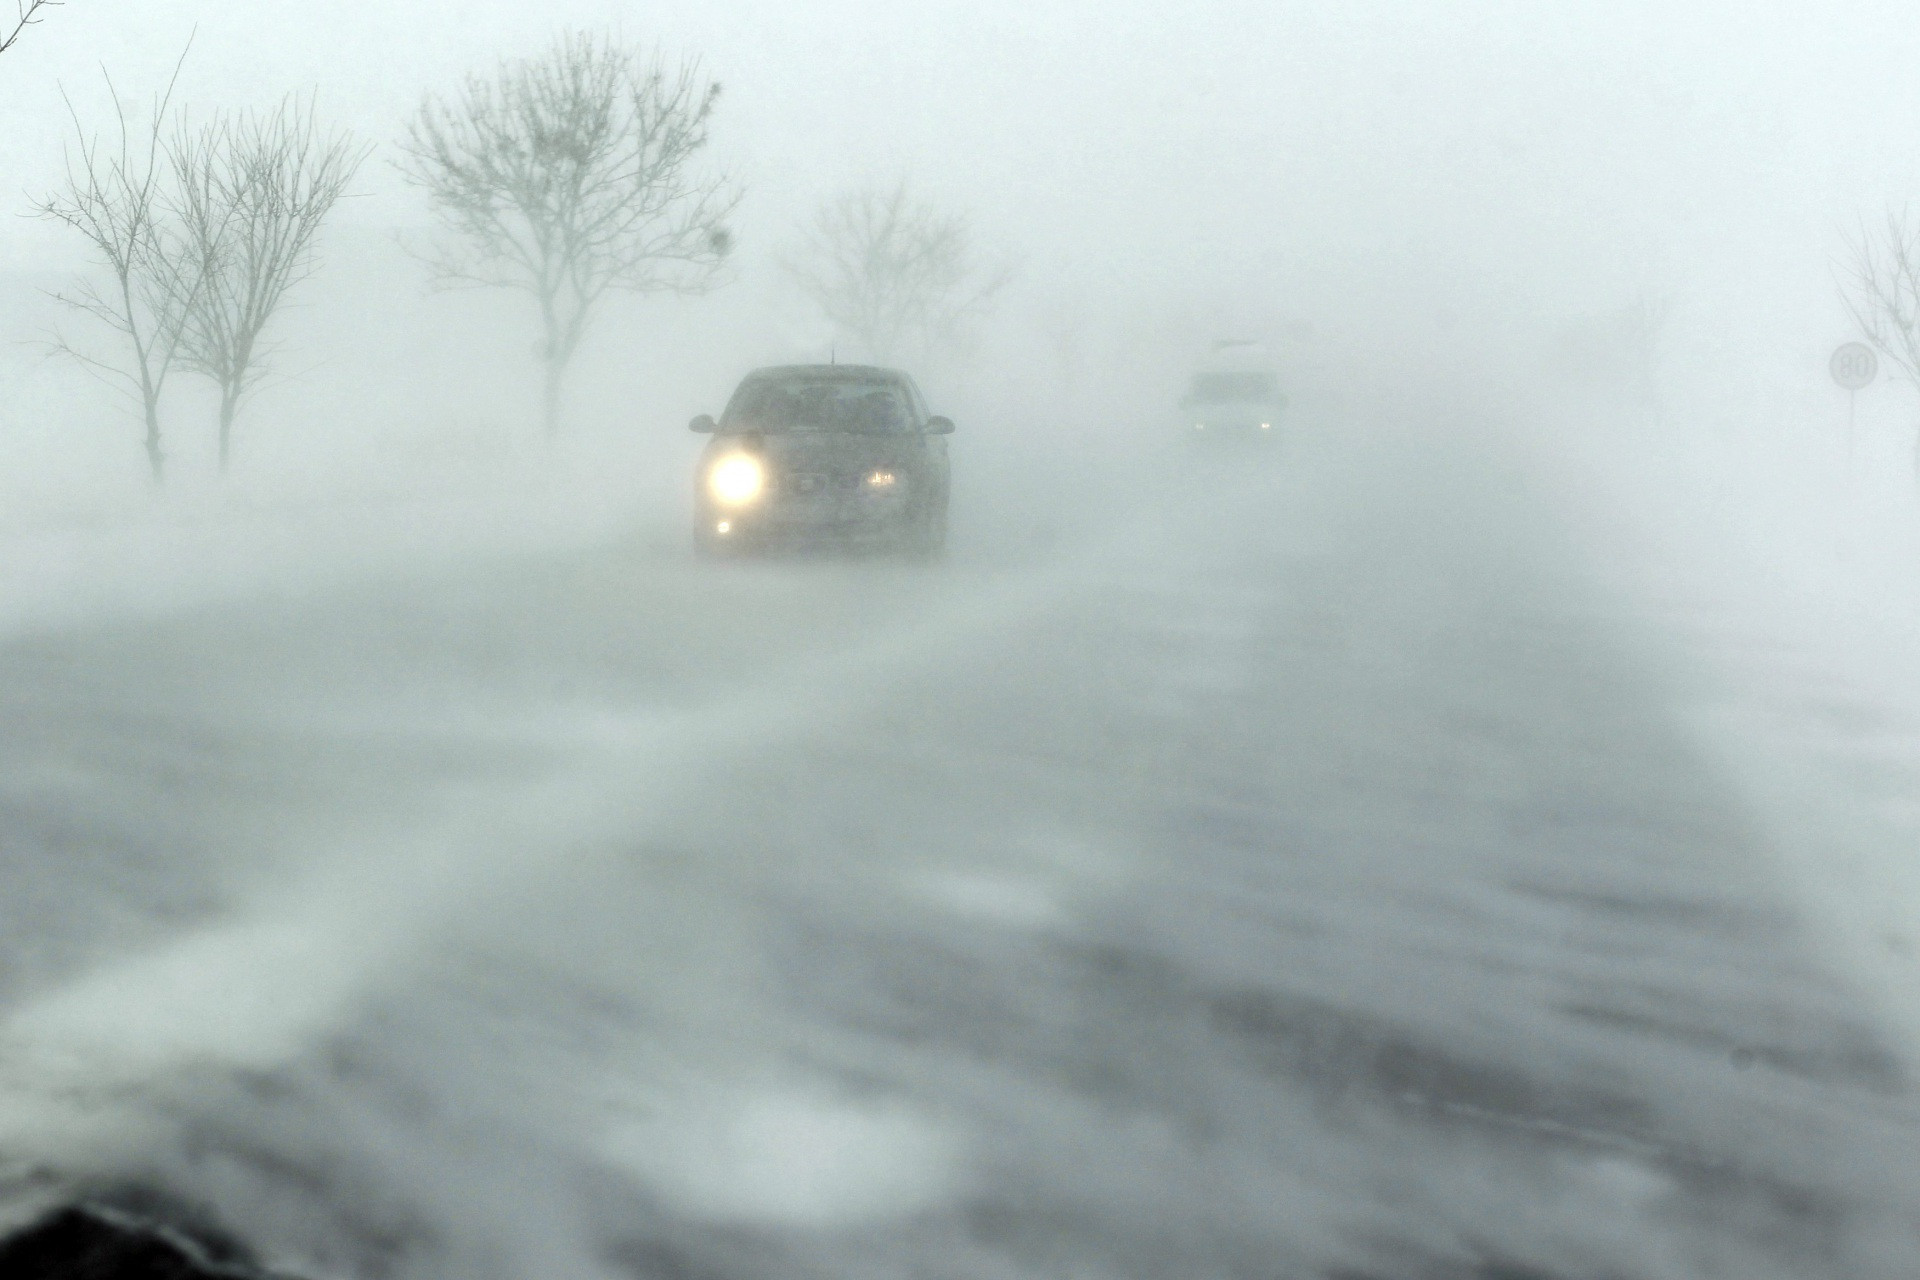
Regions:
[[5, 1, 1920, 354]]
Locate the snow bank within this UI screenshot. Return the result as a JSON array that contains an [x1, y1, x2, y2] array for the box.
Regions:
[[0, 431, 684, 641], [1536, 389, 1920, 1067]]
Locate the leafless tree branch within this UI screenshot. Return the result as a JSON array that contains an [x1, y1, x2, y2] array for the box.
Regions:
[[781, 181, 1012, 365], [1, 0, 58, 56], [1840, 209, 1920, 385], [35, 47, 198, 482], [1839, 208, 1920, 482], [396, 32, 738, 436], [169, 94, 368, 469]]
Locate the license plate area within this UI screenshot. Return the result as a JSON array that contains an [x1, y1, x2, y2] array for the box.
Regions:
[[785, 472, 827, 495], [783, 471, 870, 495]]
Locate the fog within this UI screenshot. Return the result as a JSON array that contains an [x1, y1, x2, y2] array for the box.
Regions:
[[5, 4, 1920, 1279]]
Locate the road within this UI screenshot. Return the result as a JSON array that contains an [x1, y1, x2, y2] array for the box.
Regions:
[[1, 404, 1916, 1280]]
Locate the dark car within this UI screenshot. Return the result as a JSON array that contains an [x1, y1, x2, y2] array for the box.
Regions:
[[689, 365, 954, 556], [1180, 368, 1286, 441]]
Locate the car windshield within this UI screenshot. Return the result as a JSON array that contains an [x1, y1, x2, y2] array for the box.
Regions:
[[724, 378, 912, 433], [1187, 371, 1277, 402]]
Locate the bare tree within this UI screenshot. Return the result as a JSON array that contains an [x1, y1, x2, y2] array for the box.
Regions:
[[1, 0, 57, 56], [1839, 210, 1920, 481], [783, 181, 1011, 364], [397, 33, 738, 437], [169, 97, 367, 469], [1841, 209, 1920, 391], [37, 60, 202, 481]]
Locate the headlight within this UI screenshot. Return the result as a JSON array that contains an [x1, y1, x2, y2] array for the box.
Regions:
[[864, 470, 897, 489], [708, 453, 766, 505]]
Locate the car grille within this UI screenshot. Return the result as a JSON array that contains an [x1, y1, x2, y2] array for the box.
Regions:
[[781, 470, 870, 494]]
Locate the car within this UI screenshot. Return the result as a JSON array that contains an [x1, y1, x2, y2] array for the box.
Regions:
[[1180, 341, 1286, 441], [689, 364, 954, 557]]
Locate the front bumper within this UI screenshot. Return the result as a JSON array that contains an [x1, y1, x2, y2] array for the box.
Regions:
[[698, 495, 916, 549], [1189, 420, 1277, 438]]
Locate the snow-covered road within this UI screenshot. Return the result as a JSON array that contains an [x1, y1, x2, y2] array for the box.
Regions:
[[1, 402, 1916, 1279]]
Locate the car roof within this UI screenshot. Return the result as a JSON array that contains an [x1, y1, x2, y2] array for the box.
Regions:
[[742, 364, 908, 384]]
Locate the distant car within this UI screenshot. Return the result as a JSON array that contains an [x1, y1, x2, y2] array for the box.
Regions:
[[690, 365, 953, 556], [1180, 367, 1286, 441]]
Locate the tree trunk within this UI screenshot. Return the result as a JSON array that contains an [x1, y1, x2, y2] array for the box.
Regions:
[[218, 388, 239, 473], [142, 398, 165, 485], [541, 352, 566, 440]]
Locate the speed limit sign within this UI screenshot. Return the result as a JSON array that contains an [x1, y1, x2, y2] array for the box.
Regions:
[[1831, 342, 1878, 390]]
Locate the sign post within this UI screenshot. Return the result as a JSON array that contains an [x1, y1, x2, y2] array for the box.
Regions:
[[1830, 342, 1878, 466]]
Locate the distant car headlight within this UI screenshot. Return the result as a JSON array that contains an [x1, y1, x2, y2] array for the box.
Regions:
[[864, 469, 898, 489], [708, 453, 766, 505]]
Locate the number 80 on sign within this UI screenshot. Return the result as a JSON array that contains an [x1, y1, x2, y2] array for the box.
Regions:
[[1831, 342, 1878, 391]]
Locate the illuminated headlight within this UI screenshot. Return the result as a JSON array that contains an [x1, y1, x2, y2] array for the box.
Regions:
[[1260, 422, 1271, 430], [864, 469, 898, 489], [1194, 422, 1205, 430], [707, 454, 765, 505]]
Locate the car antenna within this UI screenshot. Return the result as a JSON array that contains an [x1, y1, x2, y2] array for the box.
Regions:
[[830, 342, 836, 366]]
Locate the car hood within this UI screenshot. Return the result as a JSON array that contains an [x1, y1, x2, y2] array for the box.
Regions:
[[710, 432, 920, 472], [1188, 397, 1283, 415]]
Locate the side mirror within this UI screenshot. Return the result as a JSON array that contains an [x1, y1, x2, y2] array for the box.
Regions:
[[926, 416, 955, 435], [689, 414, 717, 433]]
